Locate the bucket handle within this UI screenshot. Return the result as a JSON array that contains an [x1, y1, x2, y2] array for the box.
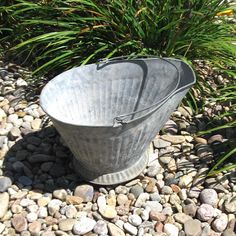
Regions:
[[97, 55, 180, 126]]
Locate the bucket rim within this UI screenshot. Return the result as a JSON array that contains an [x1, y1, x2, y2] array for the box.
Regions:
[[40, 57, 196, 128]]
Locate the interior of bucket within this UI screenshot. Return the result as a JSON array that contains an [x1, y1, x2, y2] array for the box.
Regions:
[[40, 59, 180, 126]]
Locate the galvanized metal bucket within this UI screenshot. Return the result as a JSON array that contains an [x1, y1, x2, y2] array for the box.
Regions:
[[40, 57, 196, 185]]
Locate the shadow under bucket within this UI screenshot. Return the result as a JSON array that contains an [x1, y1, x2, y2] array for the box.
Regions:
[[40, 57, 196, 185]]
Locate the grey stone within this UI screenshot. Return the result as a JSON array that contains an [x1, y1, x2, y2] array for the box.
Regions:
[[200, 188, 218, 206], [183, 203, 197, 217], [212, 213, 228, 232], [28, 154, 56, 163], [18, 176, 32, 186], [93, 220, 108, 235], [0, 176, 12, 192], [53, 189, 67, 200], [74, 184, 94, 202], [48, 199, 62, 215], [130, 185, 144, 198], [184, 219, 202, 236], [197, 204, 214, 221], [161, 186, 173, 195], [162, 120, 178, 134]]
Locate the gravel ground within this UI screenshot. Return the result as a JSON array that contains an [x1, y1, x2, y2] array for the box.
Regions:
[[0, 60, 235, 236]]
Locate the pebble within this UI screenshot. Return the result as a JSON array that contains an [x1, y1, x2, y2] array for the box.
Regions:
[[154, 138, 171, 148], [53, 189, 67, 201], [174, 213, 192, 224], [48, 199, 62, 215], [124, 222, 138, 235], [93, 220, 108, 235], [66, 195, 83, 205], [64, 205, 77, 218], [130, 185, 144, 199], [108, 223, 125, 236], [179, 175, 193, 188], [58, 219, 76, 231], [117, 193, 128, 205], [31, 118, 42, 130], [149, 211, 166, 222], [0, 223, 5, 234], [161, 135, 185, 144], [0, 176, 12, 192], [74, 184, 94, 202], [0, 192, 9, 218], [184, 219, 202, 236], [26, 212, 38, 222], [197, 204, 214, 221], [224, 196, 236, 213], [145, 201, 163, 212], [164, 223, 179, 236], [28, 221, 41, 235], [73, 216, 96, 235], [161, 186, 173, 195], [12, 214, 28, 232], [9, 126, 21, 139], [183, 203, 197, 217], [135, 193, 149, 207], [222, 229, 235, 236], [212, 213, 228, 232], [200, 189, 218, 206], [128, 214, 142, 226], [18, 176, 32, 186], [38, 206, 48, 218], [99, 205, 117, 219]]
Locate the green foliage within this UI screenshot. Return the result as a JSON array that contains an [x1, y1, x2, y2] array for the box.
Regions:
[[0, 0, 235, 76]]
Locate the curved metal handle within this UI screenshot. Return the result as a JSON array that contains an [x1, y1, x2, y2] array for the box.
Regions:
[[105, 56, 181, 126]]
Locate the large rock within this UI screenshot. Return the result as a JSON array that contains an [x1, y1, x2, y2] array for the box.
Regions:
[[11, 214, 28, 232]]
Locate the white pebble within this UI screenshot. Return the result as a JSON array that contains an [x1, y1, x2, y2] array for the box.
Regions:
[[128, 214, 142, 226]]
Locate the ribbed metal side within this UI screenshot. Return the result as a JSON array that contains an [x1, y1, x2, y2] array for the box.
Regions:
[[40, 58, 196, 184]]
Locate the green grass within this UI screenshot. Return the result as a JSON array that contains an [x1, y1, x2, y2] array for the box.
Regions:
[[0, 0, 235, 77]]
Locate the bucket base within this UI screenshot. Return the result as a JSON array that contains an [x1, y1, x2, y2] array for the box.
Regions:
[[73, 152, 149, 185]]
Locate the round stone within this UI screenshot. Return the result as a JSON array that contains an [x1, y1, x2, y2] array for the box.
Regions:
[[53, 189, 67, 201], [200, 189, 218, 206], [38, 207, 48, 218], [93, 220, 108, 235], [59, 219, 76, 231], [74, 184, 94, 202], [124, 222, 138, 235], [212, 213, 228, 232], [128, 214, 142, 226], [28, 221, 41, 235], [48, 199, 62, 216], [99, 205, 117, 219], [117, 194, 128, 206], [197, 204, 214, 221], [149, 211, 166, 222], [73, 216, 96, 235], [161, 186, 173, 195], [18, 176, 32, 186], [64, 205, 77, 218], [26, 212, 38, 222], [0, 176, 12, 192], [12, 214, 28, 232]]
